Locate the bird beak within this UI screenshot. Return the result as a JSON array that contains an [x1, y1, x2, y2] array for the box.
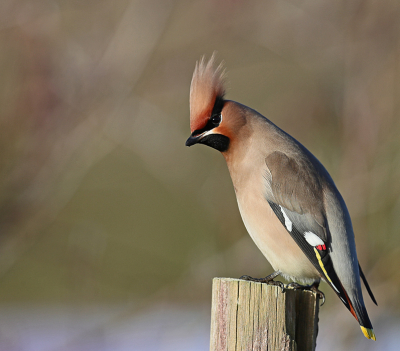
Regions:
[[186, 128, 230, 152], [185, 131, 204, 146]]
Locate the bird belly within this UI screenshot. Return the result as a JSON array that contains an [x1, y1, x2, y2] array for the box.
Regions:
[[236, 191, 320, 283]]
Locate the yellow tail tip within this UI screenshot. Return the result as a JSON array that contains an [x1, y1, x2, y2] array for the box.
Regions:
[[361, 326, 376, 341]]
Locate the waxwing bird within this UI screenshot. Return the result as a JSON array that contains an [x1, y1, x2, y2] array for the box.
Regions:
[[185, 55, 377, 340]]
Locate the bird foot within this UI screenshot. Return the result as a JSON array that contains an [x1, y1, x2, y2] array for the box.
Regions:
[[240, 274, 284, 292], [286, 282, 325, 305]]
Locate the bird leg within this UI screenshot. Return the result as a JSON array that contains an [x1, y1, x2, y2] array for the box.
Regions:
[[286, 281, 325, 305], [240, 271, 284, 291]]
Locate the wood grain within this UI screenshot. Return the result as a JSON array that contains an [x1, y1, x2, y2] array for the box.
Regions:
[[210, 278, 319, 351]]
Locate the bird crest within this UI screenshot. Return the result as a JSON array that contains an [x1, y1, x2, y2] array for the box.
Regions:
[[189, 54, 225, 132]]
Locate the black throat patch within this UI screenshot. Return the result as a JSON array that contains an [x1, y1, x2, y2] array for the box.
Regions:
[[198, 134, 230, 152]]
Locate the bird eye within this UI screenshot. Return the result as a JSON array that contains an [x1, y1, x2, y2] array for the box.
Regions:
[[211, 114, 221, 125]]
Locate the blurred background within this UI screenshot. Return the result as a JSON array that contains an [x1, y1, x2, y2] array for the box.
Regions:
[[0, 0, 399, 350]]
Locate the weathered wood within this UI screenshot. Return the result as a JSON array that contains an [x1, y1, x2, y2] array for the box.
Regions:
[[210, 278, 319, 351]]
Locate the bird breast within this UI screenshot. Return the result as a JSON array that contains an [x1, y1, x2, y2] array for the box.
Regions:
[[226, 150, 320, 282]]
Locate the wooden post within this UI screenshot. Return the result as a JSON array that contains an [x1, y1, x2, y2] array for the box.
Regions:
[[210, 278, 319, 351]]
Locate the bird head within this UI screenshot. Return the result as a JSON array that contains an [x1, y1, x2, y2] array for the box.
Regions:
[[185, 55, 242, 153]]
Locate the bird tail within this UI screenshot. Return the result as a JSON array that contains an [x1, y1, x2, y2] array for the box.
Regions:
[[359, 263, 378, 305], [342, 288, 376, 340], [361, 326, 376, 340]]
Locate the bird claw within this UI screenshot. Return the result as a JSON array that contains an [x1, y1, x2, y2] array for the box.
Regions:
[[286, 282, 326, 306], [267, 279, 285, 292], [311, 286, 326, 306], [239, 274, 256, 281], [240, 275, 285, 292], [286, 282, 303, 289]]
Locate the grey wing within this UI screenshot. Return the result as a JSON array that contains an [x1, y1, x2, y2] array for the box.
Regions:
[[264, 151, 328, 244], [264, 151, 347, 297], [264, 151, 376, 326]]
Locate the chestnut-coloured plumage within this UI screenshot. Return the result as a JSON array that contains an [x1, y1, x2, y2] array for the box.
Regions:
[[186, 55, 377, 340]]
